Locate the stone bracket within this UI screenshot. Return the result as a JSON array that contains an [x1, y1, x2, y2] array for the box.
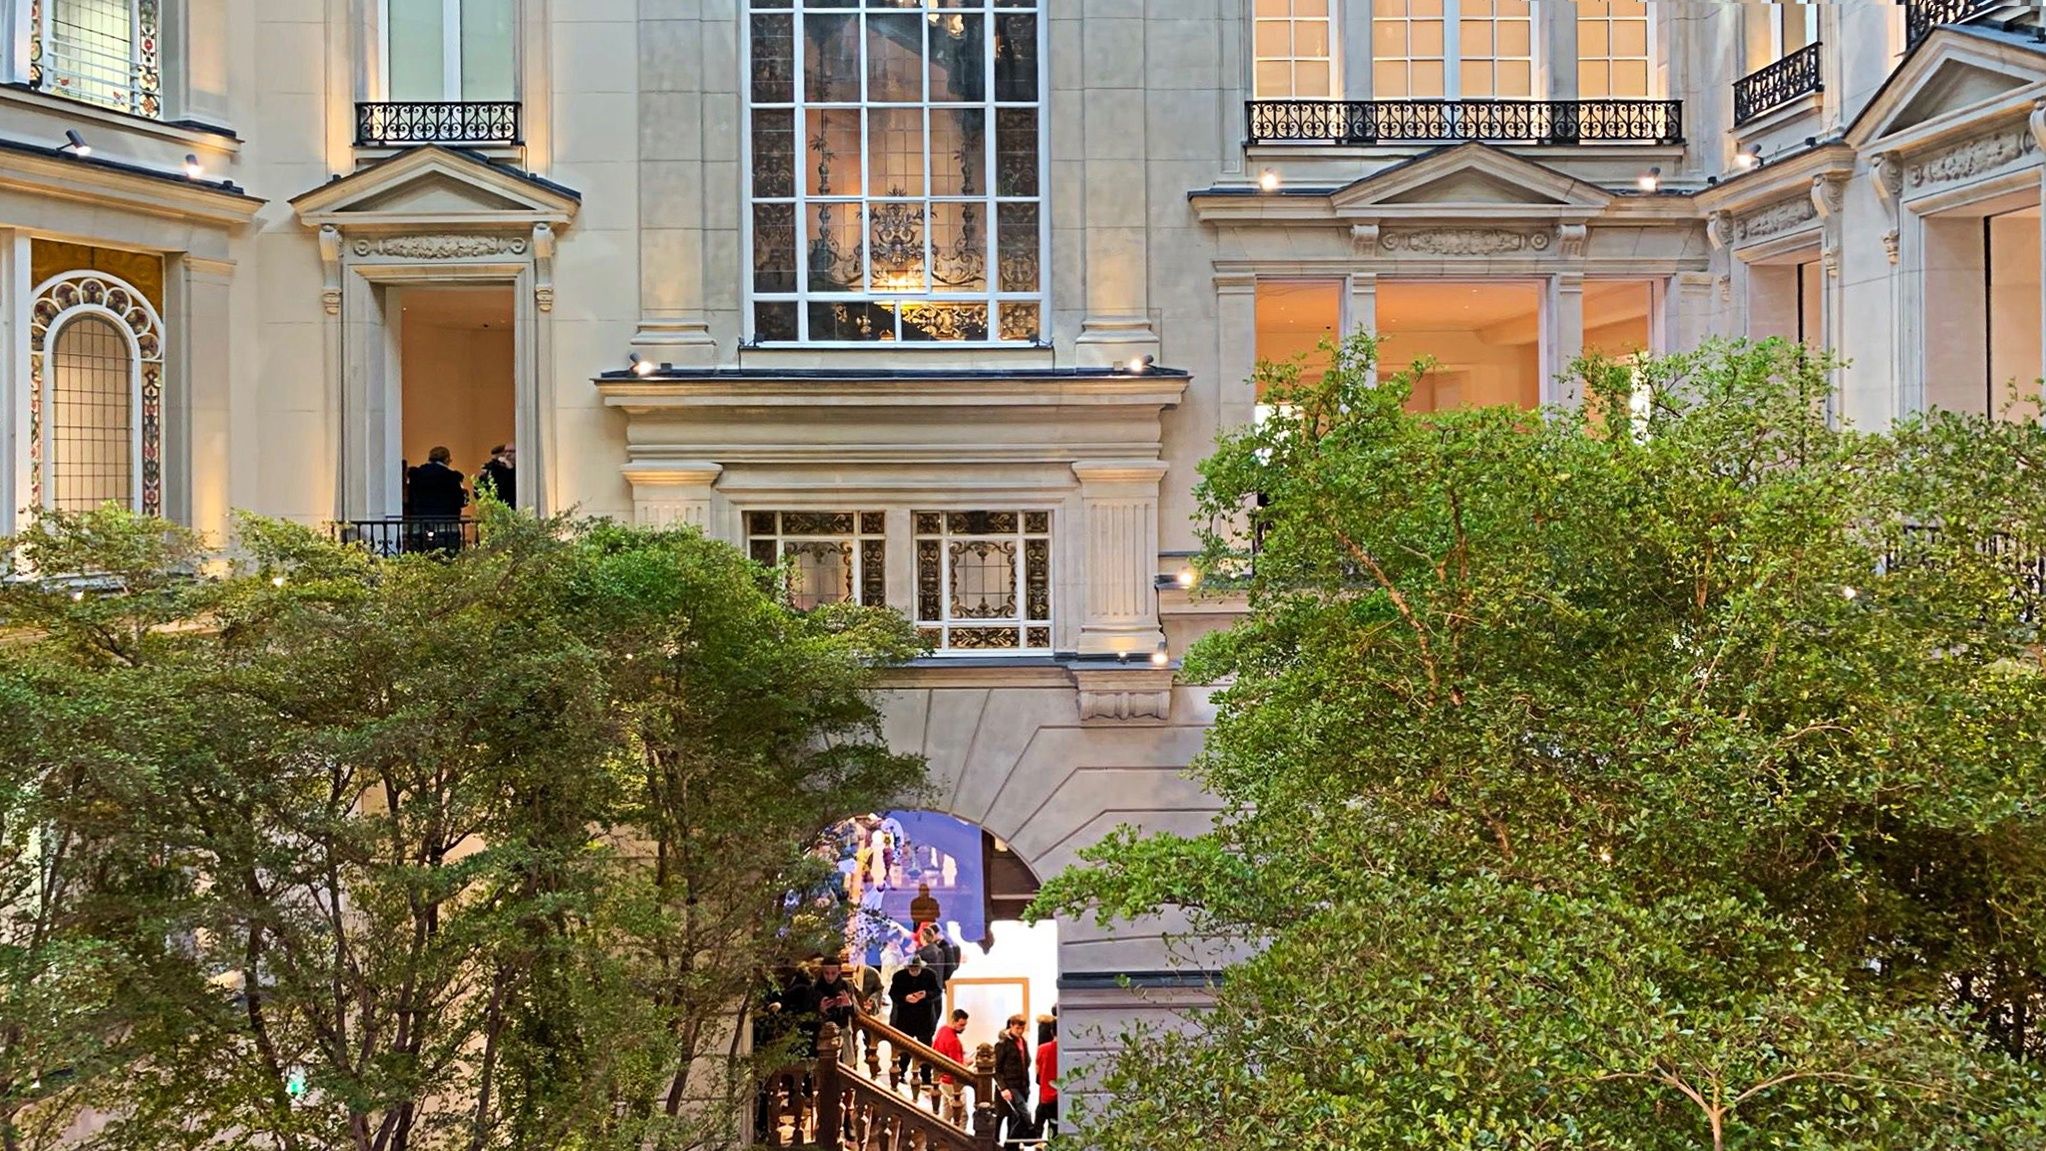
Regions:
[[1071, 667, 1175, 722]]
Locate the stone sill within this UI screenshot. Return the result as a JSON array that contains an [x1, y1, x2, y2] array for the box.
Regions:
[[0, 83, 240, 151], [1733, 91, 1823, 148]]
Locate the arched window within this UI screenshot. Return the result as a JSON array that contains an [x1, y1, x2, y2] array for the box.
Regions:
[[28, 272, 165, 516]]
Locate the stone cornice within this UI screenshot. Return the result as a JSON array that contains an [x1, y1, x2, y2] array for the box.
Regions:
[[0, 141, 263, 228], [597, 374, 1190, 413]]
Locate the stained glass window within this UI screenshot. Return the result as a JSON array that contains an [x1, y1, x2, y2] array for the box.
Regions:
[[747, 0, 1046, 344], [914, 511, 1052, 653], [35, 0, 161, 118], [28, 268, 166, 517], [748, 511, 888, 610]]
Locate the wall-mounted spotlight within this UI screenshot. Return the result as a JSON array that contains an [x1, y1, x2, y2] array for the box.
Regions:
[[1125, 354, 1156, 375], [1175, 566, 1198, 590], [1258, 169, 1281, 193], [184, 153, 204, 179], [628, 352, 657, 377], [1636, 166, 1661, 193], [1734, 144, 1762, 171], [1149, 641, 1170, 668], [61, 130, 90, 157]]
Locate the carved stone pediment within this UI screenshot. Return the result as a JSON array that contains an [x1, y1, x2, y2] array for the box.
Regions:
[[1905, 125, 2039, 190], [1328, 142, 1613, 218], [1849, 30, 2046, 151], [291, 145, 580, 232]]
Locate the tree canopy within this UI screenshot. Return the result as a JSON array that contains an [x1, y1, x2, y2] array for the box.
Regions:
[[1040, 336, 2046, 1150], [0, 506, 922, 1151]]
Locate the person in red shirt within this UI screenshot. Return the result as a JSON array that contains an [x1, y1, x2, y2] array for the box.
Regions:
[[1033, 1014, 1058, 1136], [932, 1009, 969, 1080]]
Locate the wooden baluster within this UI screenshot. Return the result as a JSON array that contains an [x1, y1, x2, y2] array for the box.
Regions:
[[775, 1074, 799, 1148], [863, 1023, 884, 1085], [817, 1024, 844, 1149], [972, 1043, 998, 1142], [941, 1072, 965, 1128], [971, 1099, 1000, 1151]]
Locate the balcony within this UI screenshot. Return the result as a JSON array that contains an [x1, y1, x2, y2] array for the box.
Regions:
[[355, 102, 522, 147], [1906, 0, 2002, 47], [1247, 99, 1683, 147], [333, 518, 479, 557], [1734, 42, 1823, 126]]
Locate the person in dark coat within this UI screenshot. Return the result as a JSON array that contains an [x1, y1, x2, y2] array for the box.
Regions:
[[407, 446, 468, 518], [888, 955, 942, 1045], [993, 1013, 1036, 1142], [476, 443, 516, 506], [811, 955, 859, 1033]]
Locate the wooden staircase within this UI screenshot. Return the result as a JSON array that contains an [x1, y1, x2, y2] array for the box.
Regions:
[[758, 1017, 1006, 1151]]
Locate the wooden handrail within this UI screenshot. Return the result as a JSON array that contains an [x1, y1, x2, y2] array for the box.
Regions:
[[847, 1013, 981, 1083], [841, 1012, 998, 1135], [758, 1023, 1001, 1150]]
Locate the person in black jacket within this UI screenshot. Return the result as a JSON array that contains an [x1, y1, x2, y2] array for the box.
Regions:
[[993, 1013, 1036, 1142], [475, 444, 516, 506], [407, 446, 468, 518]]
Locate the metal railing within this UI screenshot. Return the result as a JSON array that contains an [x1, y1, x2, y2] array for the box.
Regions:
[[355, 101, 522, 146], [333, 519, 478, 558], [1906, 0, 2002, 47], [1734, 42, 1823, 125], [1246, 99, 1683, 146]]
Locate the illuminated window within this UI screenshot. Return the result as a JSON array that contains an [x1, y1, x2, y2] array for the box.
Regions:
[[1254, 0, 1337, 99], [914, 512, 1052, 652], [383, 0, 517, 101], [33, 0, 161, 117], [1371, 0, 1533, 100], [747, 0, 1047, 345], [1745, 1, 1817, 71], [28, 269, 166, 516], [747, 511, 888, 610], [1577, 0, 1650, 99]]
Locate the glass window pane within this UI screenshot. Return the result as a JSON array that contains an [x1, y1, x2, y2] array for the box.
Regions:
[[930, 13, 986, 102], [931, 202, 988, 292], [754, 203, 798, 293], [753, 107, 797, 197], [1294, 61, 1331, 97], [992, 13, 1036, 101], [752, 13, 796, 103], [808, 203, 864, 292], [868, 107, 926, 196], [804, 14, 860, 101], [805, 109, 864, 196], [868, 200, 927, 292], [50, 315, 133, 512], [930, 108, 986, 196], [459, 0, 515, 100], [387, 0, 445, 101], [868, 13, 924, 102]]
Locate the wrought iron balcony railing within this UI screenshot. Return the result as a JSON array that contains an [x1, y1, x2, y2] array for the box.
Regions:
[[1906, 0, 2002, 47], [1734, 42, 1823, 125], [1247, 99, 1683, 147], [333, 518, 478, 558], [355, 101, 522, 147]]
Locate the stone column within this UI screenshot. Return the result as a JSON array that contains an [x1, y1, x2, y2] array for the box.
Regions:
[[1216, 272, 1258, 430], [1347, 270, 1378, 384], [1811, 173, 1847, 421], [1544, 272, 1585, 407], [1070, 460, 1170, 657], [0, 230, 25, 533], [634, 6, 720, 367], [1069, 6, 1159, 367], [625, 461, 724, 530], [169, 255, 235, 542]]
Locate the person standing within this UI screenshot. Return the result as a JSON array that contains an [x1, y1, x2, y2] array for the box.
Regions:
[[475, 443, 516, 506], [932, 1008, 969, 1072], [916, 922, 962, 991], [811, 955, 858, 1033], [993, 1014, 1036, 1142], [404, 446, 469, 553], [888, 954, 942, 1046], [1033, 1015, 1058, 1136]]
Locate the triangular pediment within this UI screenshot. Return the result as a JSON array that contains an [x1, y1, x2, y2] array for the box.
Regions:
[[292, 146, 580, 230], [1330, 143, 1613, 215], [1850, 28, 2046, 148]]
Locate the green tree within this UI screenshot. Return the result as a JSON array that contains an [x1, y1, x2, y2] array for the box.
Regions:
[[1041, 336, 2046, 1149], [0, 507, 921, 1151]]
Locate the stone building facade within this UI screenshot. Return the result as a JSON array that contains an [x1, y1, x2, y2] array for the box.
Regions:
[[1, 0, 2043, 1080]]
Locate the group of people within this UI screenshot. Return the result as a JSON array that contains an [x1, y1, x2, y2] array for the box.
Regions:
[[403, 443, 516, 518], [754, 929, 1056, 1145]]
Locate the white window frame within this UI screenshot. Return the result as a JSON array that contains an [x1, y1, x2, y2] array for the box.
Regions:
[[30, 0, 159, 118], [746, 510, 889, 610], [1771, 2, 1820, 58], [1253, 0, 1340, 100], [913, 510, 1054, 655], [1575, 0, 1657, 100], [378, 0, 517, 102], [1369, 0, 1539, 101], [741, 0, 1052, 348]]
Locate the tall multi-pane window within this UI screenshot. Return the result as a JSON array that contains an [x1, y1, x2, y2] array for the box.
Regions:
[[28, 266, 165, 517], [1745, 1, 1817, 70], [48, 316, 135, 513], [747, 512, 888, 610], [915, 512, 1052, 653], [1254, 0, 1337, 99], [32, 0, 161, 117], [1577, 0, 1650, 99], [1371, 0, 1533, 99], [747, 0, 1047, 345], [384, 0, 517, 102]]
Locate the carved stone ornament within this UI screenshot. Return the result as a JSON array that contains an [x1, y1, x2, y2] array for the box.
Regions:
[[1071, 668, 1174, 722], [1882, 229, 1901, 265], [1350, 223, 1381, 252], [1379, 228, 1551, 256], [1706, 210, 1733, 251], [1735, 196, 1818, 242], [1906, 128, 2038, 189], [1557, 223, 1588, 258], [351, 234, 532, 260], [1717, 274, 1732, 303], [317, 225, 343, 316]]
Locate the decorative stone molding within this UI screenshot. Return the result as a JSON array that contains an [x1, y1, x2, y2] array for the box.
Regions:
[[1717, 275, 1731, 303], [1907, 127, 2038, 189], [1378, 228, 1551, 256], [350, 234, 531, 260], [2032, 98, 2046, 154], [1871, 152, 1904, 265], [1350, 223, 1380, 252], [318, 225, 343, 315], [623, 461, 724, 530], [1735, 197, 1818, 242], [1072, 460, 1172, 657], [1811, 173, 1846, 277], [1072, 668, 1174, 722], [1557, 223, 1587, 258], [1705, 210, 1733, 251], [532, 223, 556, 313], [1882, 230, 1901, 264]]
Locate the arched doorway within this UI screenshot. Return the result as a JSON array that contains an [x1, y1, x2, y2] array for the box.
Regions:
[[819, 810, 1058, 1075]]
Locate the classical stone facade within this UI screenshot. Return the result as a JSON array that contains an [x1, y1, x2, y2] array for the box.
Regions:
[[2, 0, 2044, 1089]]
